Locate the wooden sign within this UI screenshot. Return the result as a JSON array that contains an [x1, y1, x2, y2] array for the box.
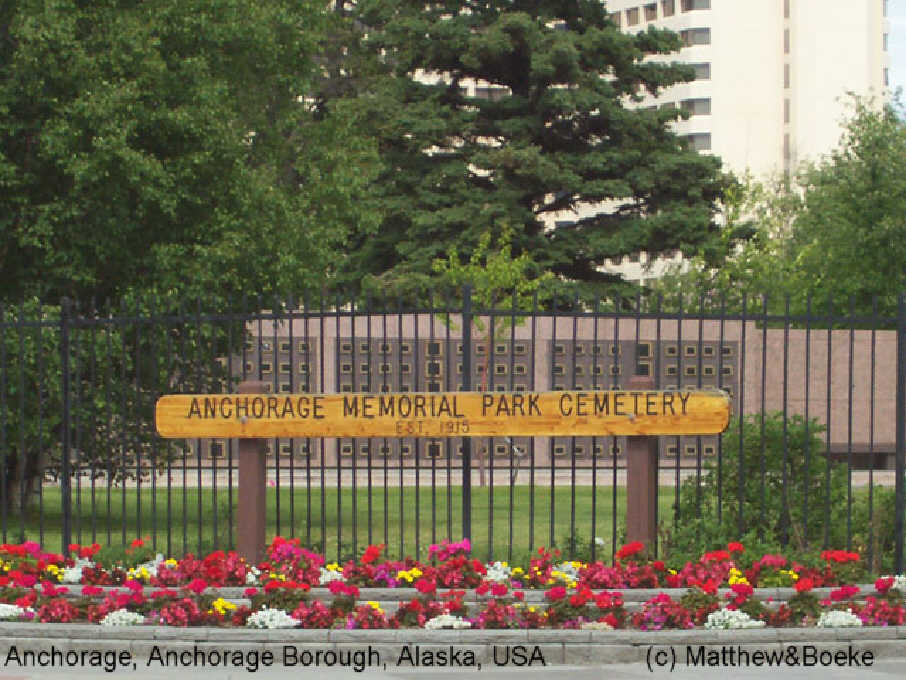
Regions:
[[155, 389, 730, 439]]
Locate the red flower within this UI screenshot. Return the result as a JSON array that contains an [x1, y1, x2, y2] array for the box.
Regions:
[[615, 541, 645, 561], [794, 578, 814, 593], [875, 577, 895, 594], [727, 542, 744, 553], [702, 550, 730, 562], [82, 586, 103, 596], [244, 587, 259, 597], [415, 579, 436, 595], [830, 585, 860, 601], [361, 544, 384, 565], [130, 538, 145, 549], [513, 591, 525, 601], [730, 582, 753, 597], [545, 586, 567, 601], [653, 561, 666, 571], [491, 583, 508, 597], [476, 582, 490, 596], [186, 578, 208, 594]]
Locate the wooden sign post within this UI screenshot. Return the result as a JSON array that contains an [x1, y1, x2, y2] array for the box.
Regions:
[[235, 381, 268, 563], [156, 386, 730, 561]]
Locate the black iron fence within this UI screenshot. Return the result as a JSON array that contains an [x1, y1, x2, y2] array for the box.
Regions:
[[1, 291, 904, 570]]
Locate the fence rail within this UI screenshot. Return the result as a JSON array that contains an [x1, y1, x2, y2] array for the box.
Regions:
[[1, 290, 904, 571]]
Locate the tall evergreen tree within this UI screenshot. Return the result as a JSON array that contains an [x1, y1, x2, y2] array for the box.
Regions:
[[339, 0, 730, 301]]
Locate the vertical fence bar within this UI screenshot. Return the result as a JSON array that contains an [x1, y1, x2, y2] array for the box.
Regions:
[[868, 298, 877, 568], [803, 294, 812, 544], [781, 295, 790, 546], [461, 286, 473, 541], [824, 298, 833, 548], [894, 294, 905, 574], [847, 298, 855, 550], [60, 299, 73, 553], [0, 305, 7, 543], [738, 294, 747, 538], [529, 292, 537, 556]]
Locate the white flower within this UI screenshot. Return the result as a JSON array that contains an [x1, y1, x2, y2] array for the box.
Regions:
[[484, 561, 512, 583], [246, 606, 298, 629], [704, 608, 766, 630], [594, 537, 606, 547], [246, 566, 261, 586], [318, 567, 346, 585], [553, 561, 581, 581], [99, 609, 145, 626], [816, 609, 863, 628], [424, 614, 471, 629], [580, 620, 614, 630], [0, 603, 34, 621], [61, 557, 94, 584]]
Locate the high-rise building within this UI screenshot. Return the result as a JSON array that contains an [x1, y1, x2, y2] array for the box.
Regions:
[[606, 0, 890, 177]]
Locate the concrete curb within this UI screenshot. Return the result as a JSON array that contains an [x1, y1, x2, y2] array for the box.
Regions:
[[0, 623, 904, 666]]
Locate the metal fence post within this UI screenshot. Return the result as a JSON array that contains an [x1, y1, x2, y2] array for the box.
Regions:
[[461, 286, 472, 541], [59, 298, 73, 555], [895, 294, 905, 574]]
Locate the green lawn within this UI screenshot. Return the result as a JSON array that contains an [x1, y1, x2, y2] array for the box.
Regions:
[[5, 484, 677, 564]]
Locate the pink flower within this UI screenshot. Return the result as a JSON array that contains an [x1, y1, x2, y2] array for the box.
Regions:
[[81, 586, 103, 596], [244, 587, 259, 597]]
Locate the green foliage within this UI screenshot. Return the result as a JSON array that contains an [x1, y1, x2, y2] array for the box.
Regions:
[[0, 297, 235, 517], [338, 0, 729, 301], [653, 97, 906, 318], [0, 0, 380, 306], [665, 413, 849, 562]]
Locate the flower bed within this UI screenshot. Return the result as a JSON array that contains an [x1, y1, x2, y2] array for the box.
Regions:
[[0, 538, 904, 630]]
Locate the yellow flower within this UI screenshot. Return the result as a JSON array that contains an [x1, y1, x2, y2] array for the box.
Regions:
[[326, 562, 342, 572], [164, 558, 178, 567], [211, 597, 237, 616], [528, 606, 536, 613], [512, 567, 524, 575], [366, 601, 384, 615]]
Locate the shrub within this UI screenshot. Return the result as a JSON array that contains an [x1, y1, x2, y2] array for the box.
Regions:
[[665, 413, 849, 561]]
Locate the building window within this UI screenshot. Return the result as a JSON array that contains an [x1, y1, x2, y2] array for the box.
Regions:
[[662, 0, 675, 17], [885, 67, 890, 87], [626, 8, 640, 26], [784, 0, 790, 19], [784, 133, 791, 160], [610, 11, 622, 28], [884, 33, 889, 52], [680, 28, 711, 47], [784, 63, 791, 88], [645, 3, 658, 21], [784, 98, 790, 124], [683, 133, 712, 151], [681, 98, 711, 115], [474, 86, 507, 101], [681, 0, 710, 10], [691, 63, 711, 80], [784, 29, 790, 54], [884, 0, 889, 18]]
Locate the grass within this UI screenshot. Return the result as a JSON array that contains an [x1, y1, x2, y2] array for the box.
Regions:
[[5, 484, 677, 564]]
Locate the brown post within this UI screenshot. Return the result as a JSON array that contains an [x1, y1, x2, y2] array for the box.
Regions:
[[237, 380, 269, 563], [626, 375, 659, 550]]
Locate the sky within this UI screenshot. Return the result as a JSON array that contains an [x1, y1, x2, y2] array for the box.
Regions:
[[890, 0, 906, 99]]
